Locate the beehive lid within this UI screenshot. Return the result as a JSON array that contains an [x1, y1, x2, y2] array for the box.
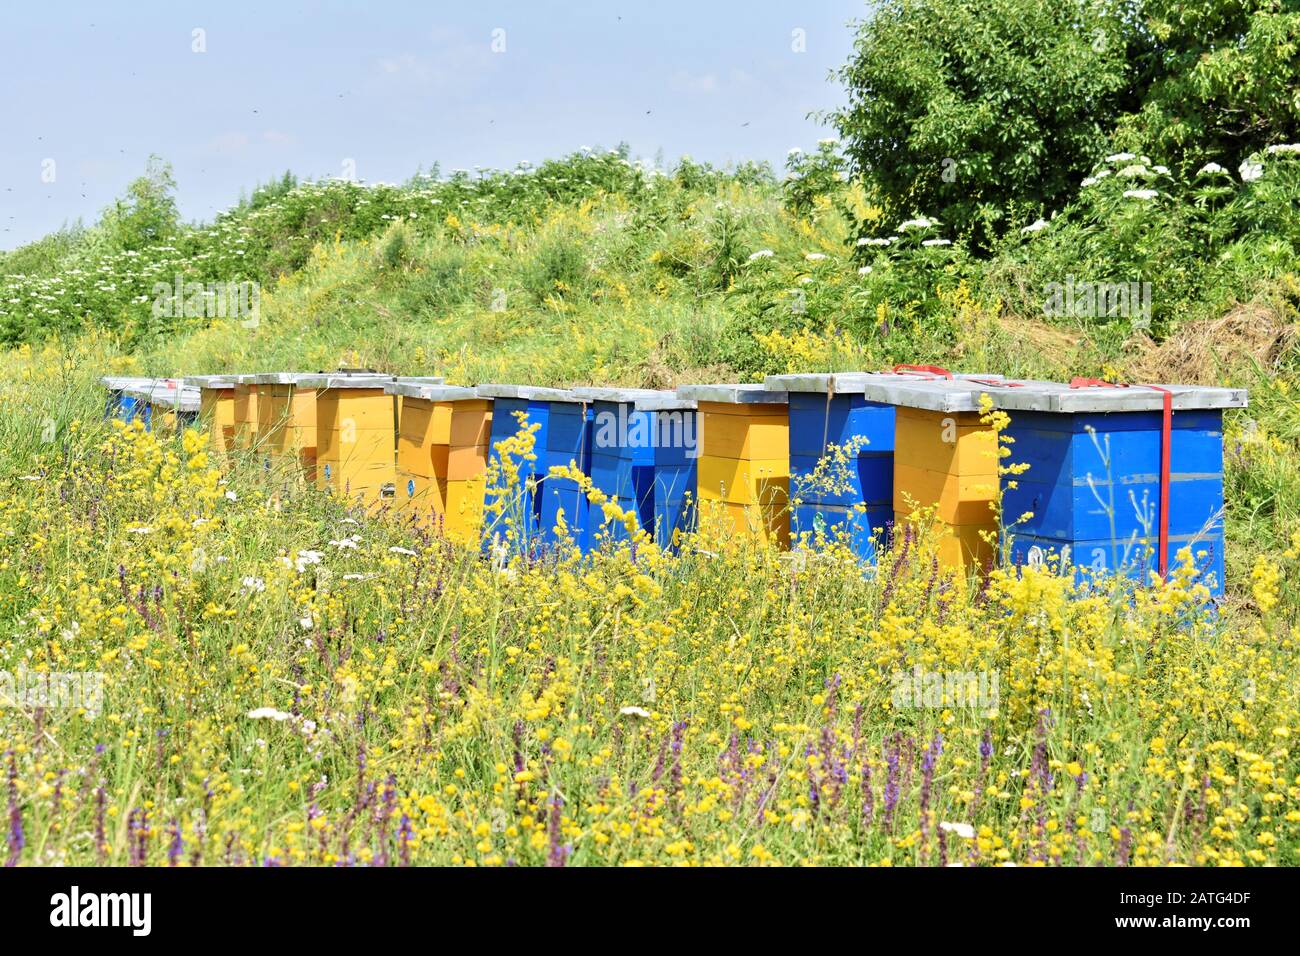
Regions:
[[676, 383, 787, 404], [251, 372, 318, 385], [296, 372, 395, 389], [571, 387, 696, 411], [979, 380, 1248, 414], [185, 375, 237, 389], [392, 375, 445, 386], [385, 382, 478, 401], [635, 393, 697, 412], [765, 371, 1002, 395], [230, 373, 264, 385], [796, 373, 1001, 412], [123, 383, 201, 412], [475, 384, 584, 403], [99, 376, 155, 392], [571, 387, 662, 403]]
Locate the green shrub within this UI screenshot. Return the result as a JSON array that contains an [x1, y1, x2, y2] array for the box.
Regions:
[[831, 0, 1139, 246]]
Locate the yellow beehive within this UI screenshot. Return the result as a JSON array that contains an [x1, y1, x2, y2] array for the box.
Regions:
[[442, 397, 494, 543], [253, 373, 319, 479], [444, 476, 488, 544], [698, 404, 789, 459], [302, 373, 397, 509], [891, 406, 998, 573], [388, 381, 472, 520], [697, 456, 789, 506], [677, 385, 790, 548], [231, 376, 261, 450], [699, 499, 789, 548], [896, 511, 997, 572], [189, 377, 238, 456]]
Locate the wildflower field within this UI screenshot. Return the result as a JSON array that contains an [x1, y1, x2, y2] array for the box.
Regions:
[[3, 0, 1300, 869]]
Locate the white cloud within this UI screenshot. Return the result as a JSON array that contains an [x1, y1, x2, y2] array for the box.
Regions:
[[374, 28, 497, 91]]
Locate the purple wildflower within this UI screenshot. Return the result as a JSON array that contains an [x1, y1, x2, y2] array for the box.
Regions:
[[546, 794, 569, 867], [6, 751, 23, 868]]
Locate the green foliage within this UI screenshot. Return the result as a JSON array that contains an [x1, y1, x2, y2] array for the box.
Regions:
[[396, 244, 475, 318], [980, 147, 1300, 330], [0, 150, 679, 346], [783, 141, 848, 219], [831, 0, 1141, 246], [99, 155, 180, 253], [831, 0, 1300, 250], [521, 232, 590, 304], [0, 224, 86, 278], [376, 221, 418, 275], [1117, 0, 1300, 169]]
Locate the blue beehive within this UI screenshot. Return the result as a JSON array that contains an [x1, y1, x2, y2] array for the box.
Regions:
[[477, 384, 587, 555], [650, 395, 700, 551], [988, 380, 1247, 594], [575, 388, 700, 549], [538, 398, 595, 552], [100, 376, 158, 423], [119, 381, 200, 433], [764, 373, 898, 562]]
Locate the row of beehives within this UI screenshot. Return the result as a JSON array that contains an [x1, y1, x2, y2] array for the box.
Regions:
[[99, 368, 1247, 591]]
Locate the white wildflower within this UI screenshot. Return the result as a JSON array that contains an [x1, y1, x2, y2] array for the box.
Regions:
[[246, 707, 292, 721], [294, 550, 323, 572], [1122, 189, 1159, 200]]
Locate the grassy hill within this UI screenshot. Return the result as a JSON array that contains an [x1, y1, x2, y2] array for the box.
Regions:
[[0, 145, 1298, 865]]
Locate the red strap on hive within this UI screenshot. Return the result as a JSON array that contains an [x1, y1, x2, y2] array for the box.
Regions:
[[1068, 377, 1124, 389], [1069, 377, 1171, 579], [1137, 385, 1173, 580], [891, 364, 953, 379]]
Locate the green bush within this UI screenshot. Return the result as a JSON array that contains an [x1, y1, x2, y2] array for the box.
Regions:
[[831, 0, 1139, 246], [1115, 1, 1300, 171], [397, 244, 475, 317]]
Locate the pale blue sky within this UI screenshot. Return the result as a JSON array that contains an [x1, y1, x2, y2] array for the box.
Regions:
[[0, 1, 866, 250]]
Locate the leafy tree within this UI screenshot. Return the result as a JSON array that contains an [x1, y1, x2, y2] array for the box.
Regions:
[[1113, 0, 1300, 168], [830, 0, 1146, 246], [100, 155, 179, 252]]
